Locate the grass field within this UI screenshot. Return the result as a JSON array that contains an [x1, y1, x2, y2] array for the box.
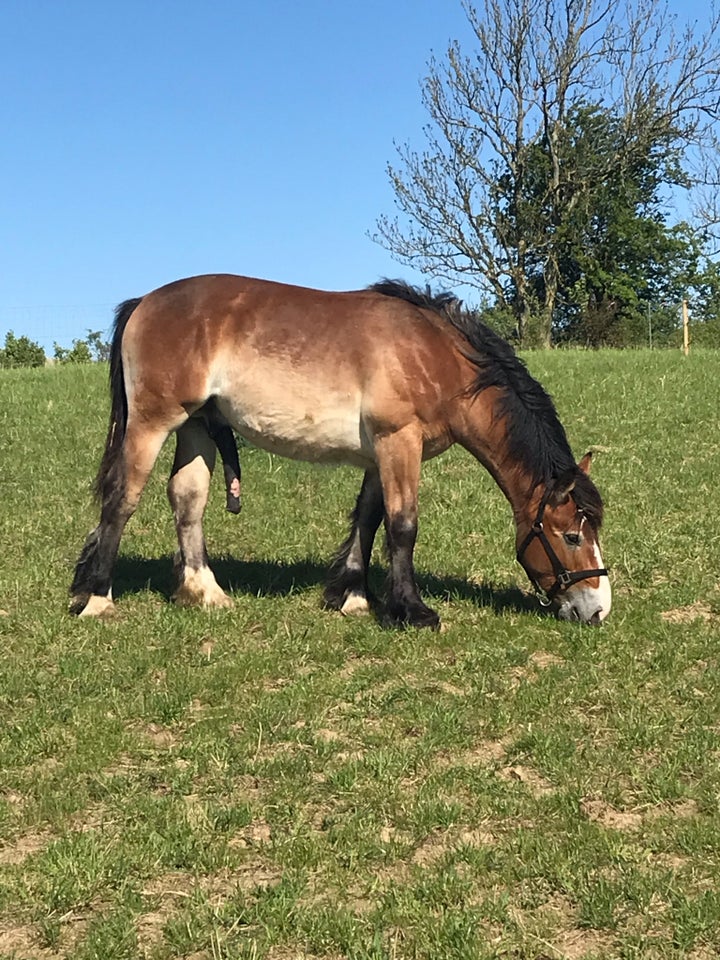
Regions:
[[0, 349, 719, 960]]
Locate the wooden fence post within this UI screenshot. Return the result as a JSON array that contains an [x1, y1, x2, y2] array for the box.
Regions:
[[682, 299, 689, 356]]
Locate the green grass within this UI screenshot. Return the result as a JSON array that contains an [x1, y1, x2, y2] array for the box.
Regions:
[[0, 349, 719, 959]]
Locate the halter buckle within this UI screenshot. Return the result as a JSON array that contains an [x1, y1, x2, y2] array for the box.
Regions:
[[557, 570, 573, 588], [535, 587, 553, 607]]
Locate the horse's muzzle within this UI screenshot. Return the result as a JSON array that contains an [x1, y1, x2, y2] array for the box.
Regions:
[[555, 585, 610, 625]]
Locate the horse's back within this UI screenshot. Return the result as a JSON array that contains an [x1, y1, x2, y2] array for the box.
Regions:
[[121, 274, 463, 464]]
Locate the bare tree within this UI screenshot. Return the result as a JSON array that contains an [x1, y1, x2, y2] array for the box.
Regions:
[[375, 0, 720, 345]]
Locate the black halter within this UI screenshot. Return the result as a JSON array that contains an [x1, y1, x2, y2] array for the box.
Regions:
[[516, 490, 608, 605]]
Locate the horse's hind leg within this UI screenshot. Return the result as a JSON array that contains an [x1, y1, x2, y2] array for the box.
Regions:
[[70, 421, 170, 617], [169, 418, 232, 609], [325, 468, 384, 616]]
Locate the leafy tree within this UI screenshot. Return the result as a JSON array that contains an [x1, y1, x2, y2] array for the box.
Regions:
[[54, 339, 93, 364], [53, 329, 110, 364], [85, 330, 111, 362], [375, 0, 720, 346], [519, 105, 702, 345], [0, 331, 46, 368], [687, 259, 720, 347]]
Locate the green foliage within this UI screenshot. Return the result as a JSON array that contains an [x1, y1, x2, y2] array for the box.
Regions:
[[0, 330, 46, 368], [85, 330, 111, 362], [53, 329, 111, 364], [54, 339, 93, 364]]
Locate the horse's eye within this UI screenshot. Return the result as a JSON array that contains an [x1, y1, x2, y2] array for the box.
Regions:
[[564, 532, 582, 547]]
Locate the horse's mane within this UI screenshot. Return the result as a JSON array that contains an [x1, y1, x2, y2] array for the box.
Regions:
[[368, 280, 603, 527]]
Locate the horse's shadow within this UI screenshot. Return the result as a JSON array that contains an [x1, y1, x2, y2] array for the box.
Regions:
[[114, 554, 537, 618]]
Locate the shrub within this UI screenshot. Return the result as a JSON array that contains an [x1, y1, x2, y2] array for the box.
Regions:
[[0, 331, 46, 368]]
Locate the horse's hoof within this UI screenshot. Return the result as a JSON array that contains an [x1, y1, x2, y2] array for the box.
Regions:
[[172, 567, 233, 609], [387, 601, 440, 630], [340, 592, 370, 617], [73, 594, 116, 618], [173, 587, 234, 609], [411, 608, 441, 630]]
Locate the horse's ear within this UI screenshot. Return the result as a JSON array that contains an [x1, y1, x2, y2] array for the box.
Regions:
[[577, 451, 593, 476], [550, 469, 577, 505]]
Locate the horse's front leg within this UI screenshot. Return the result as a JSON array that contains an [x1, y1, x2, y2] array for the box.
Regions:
[[324, 468, 384, 616], [169, 418, 232, 609], [375, 428, 439, 629]]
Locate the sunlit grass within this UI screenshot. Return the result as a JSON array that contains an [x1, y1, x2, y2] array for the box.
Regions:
[[0, 350, 719, 958]]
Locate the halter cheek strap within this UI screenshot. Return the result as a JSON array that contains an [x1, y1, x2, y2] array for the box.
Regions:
[[516, 492, 608, 604]]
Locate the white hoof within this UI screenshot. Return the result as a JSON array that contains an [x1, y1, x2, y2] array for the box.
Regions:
[[77, 594, 116, 618], [341, 592, 370, 617], [173, 567, 233, 609]]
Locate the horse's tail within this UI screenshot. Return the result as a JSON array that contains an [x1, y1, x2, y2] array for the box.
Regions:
[[93, 297, 143, 509]]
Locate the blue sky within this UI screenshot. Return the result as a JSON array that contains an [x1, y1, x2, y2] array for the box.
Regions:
[[1, 0, 474, 351], [0, 0, 710, 352]]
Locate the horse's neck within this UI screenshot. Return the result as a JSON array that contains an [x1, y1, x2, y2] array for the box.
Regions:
[[453, 389, 535, 518]]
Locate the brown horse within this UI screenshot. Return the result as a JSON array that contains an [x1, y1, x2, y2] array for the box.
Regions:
[[70, 275, 611, 626]]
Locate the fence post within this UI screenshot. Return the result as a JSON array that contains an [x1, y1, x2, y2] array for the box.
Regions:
[[682, 299, 689, 356]]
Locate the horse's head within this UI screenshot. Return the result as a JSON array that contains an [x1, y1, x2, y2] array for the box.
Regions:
[[516, 453, 611, 624]]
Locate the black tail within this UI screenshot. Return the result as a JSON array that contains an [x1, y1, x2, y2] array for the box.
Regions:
[[70, 297, 142, 608], [93, 298, 143, 509]]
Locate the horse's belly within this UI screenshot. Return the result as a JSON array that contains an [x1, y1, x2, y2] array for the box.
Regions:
[[215, 373, 372, 466]]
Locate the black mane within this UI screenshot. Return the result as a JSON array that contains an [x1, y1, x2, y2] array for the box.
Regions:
[[368, 279, 603, 527]]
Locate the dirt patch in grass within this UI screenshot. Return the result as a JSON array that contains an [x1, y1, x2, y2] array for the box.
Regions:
[[0, 829, 51, 865], [432, 680, 470, 697], [138, 863, 282, 951], [642, 798, 700, 823], [457, 827, 496, 847], [230, 818, 273, 848], [434, 738, 509, 771], [650, 851, 690, 870], [336, 655, 389, 681], [265, 948, 345, 960], [137, 907, 173, 954], [529, 651, 565, 669], [500, 764, 555, 796], [379, 825, 410, 846], [668, 798, 699, 819], [139, 872, 194, 953], [551, 927, 613, 958], [687, 947, 720, 960], [0, 915, 88, 959], [400, 825, 496, 865], [411, 831, 451, 866], [511, 650, 566, 685], [581, 798, 642, 830], [66, 804, 116, 834], [139, 722, 178, 749], [0, 923, 49, 957], [661, 601, 716, 624]]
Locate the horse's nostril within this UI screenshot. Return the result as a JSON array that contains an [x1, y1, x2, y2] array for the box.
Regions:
[[588, 609, 602, 626]]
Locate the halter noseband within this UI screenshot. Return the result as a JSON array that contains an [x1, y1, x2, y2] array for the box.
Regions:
[[516, 490, 608, 606]]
